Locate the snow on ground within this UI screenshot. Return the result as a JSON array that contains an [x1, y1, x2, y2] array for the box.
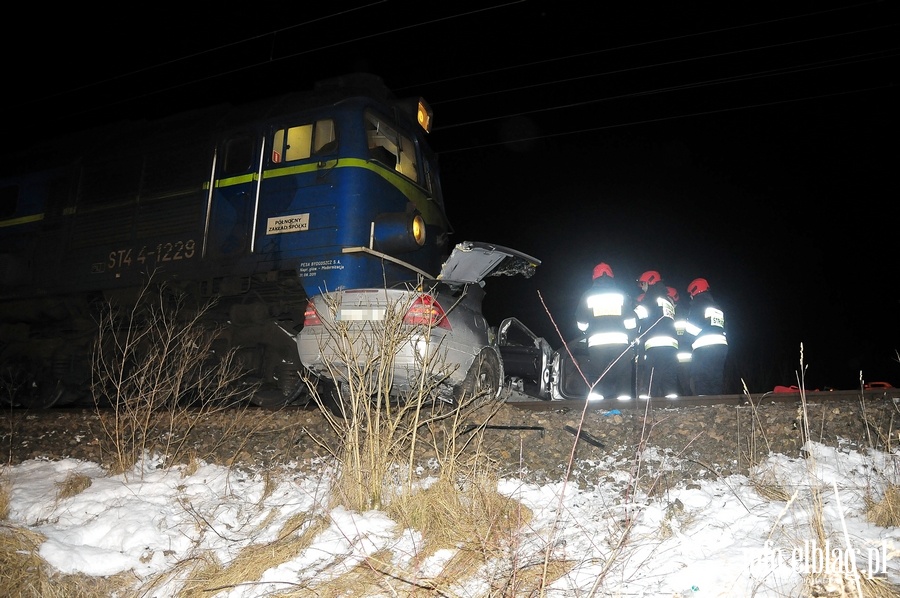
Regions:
[[3, 441, 900, 597]]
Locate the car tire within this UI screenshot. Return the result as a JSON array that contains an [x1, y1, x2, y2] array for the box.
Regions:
[[454, 348, 501, 406]]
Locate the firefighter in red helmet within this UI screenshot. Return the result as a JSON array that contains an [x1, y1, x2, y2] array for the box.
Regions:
[[684, 277, 728, 395], [575, 262, 637, 401], [634, 270, 680, 399]]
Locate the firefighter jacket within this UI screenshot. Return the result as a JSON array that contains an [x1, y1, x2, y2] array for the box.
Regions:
[[684, 291, 728, 349], [575, 277, 636, 348], [634, 283, 679, 350], [674, 304, 692, 363]]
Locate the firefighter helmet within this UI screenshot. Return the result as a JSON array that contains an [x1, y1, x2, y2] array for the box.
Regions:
[[592, 262, 614, 280], [688, 277, 710, 297], [667, 286, 679, 303], [638, 270, 661, 286]]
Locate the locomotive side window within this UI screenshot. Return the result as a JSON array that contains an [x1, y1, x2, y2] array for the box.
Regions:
[[273, 125, 311, 163], [0, 185, 16, 218], [365, 112, 418, 184], [272, 119, 336, 163], [312, 119, 337, 155], [222, 134, 255, 176], [397, 133, 417, 181]]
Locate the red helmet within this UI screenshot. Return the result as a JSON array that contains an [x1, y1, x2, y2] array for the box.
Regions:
[[666, 286, 679, 303], [688, 277, 710, 297], [638, 270, 661, 286], [592, 262, 614, 280]]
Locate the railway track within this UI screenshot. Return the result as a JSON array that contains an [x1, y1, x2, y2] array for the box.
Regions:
[[6, 388, 896, 415], [503, 388, 900, 411]]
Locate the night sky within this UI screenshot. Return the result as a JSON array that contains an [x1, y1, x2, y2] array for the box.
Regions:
[[3, 2, 898, 392]]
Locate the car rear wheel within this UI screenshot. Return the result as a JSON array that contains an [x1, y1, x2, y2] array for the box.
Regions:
[[454, 348, 501, 406]]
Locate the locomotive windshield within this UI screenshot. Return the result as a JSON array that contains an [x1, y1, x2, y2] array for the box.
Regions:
[[365, 112, 418, 182]]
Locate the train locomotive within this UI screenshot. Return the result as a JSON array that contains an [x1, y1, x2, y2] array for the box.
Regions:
[[0, 73, 452, 408]]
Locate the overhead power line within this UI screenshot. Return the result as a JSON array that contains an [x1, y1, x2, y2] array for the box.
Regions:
[[6, 0, 896, 154]]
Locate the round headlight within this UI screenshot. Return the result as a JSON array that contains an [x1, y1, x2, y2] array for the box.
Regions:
[[412, 214, 425, 247], [373, 211, 427, 253]]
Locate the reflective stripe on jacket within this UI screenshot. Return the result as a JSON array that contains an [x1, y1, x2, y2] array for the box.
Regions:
[[645, 335, 679, 350], [692, 333, 728, 350], [588, 331, 630, 347]]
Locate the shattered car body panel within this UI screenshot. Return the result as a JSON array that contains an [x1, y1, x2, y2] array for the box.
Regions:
[[437, 241, 540, 284]]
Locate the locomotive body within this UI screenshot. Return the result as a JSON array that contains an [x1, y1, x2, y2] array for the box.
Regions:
[[0, 73, 451, 407]]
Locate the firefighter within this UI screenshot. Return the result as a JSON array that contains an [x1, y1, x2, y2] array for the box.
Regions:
[[669, 286, 693, 397], [575, 262, 637, 401], [684, 277, 729, 395], [634, 270, 680, 399]]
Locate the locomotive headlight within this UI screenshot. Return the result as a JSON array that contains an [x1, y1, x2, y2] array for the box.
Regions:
[[397, 96, 433, 133], [411, 213, 425, 246], [416, 98, 433, 133], [373, 211, 427, 253]]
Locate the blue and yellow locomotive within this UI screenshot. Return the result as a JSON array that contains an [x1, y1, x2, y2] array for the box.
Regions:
[[0, 73, 451, 408]]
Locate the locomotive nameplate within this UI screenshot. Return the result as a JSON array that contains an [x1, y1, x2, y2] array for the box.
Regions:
[[266, 213, 309, 235]]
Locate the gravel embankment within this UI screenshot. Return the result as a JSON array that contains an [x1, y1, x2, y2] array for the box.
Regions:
[[3, 397, 897, 488]]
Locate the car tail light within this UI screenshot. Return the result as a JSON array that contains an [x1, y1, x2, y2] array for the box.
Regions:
[[403, 294, 451, 330], [303, 300, 322, 326]]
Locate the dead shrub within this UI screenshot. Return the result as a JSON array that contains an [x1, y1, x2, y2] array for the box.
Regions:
[[90, 275, 258, 478], [303, 287, 505, 512], [298, 286, 559, 593]]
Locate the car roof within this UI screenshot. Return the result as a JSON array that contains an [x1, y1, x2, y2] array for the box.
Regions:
[[437, 241, 541, 284]]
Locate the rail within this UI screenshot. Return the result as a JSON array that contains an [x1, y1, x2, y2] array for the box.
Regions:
[[503, 387, 900, 410]]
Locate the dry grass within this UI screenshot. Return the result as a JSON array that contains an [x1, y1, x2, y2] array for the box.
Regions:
[[865, 484, 900, 528], [761, 345, 900, 598], [739, 377, 774, 470], [0, 477, 9, 520], [856, 574, 900, 598], [55, 472, 92, 500], [857, 375, 900, 532], [750, 467, 793, 502], [144, 513, 330, 598], [0, 524, 133, 598], [390, 474, 531, 555]]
